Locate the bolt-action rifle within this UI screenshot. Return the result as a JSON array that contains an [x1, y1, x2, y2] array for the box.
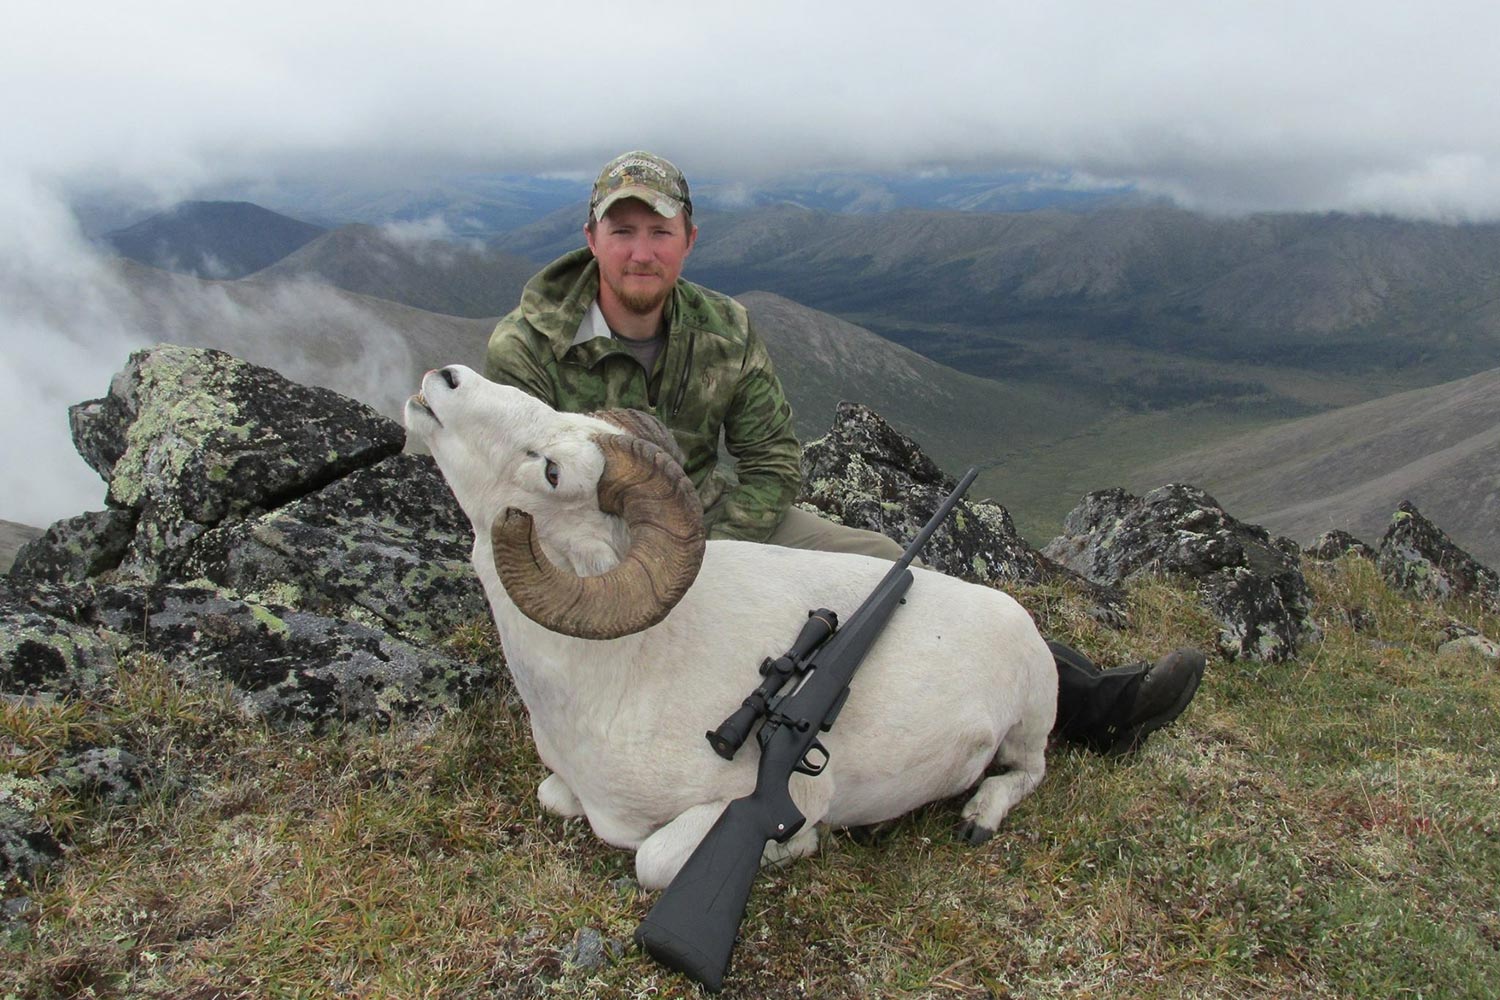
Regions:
[[634, 468, 980, 991]]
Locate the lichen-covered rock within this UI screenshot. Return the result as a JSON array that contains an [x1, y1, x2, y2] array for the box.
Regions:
[[47, 748, 146, 808], [802, 403, 1046, 583], [1, 778, 62, 885], [179, 453, 485, 643], [1438, 634, 1500, 660], [81, 583, 492, 732], [1044, 484, 1319, 661], [1307, 529, 1376, 562], [0, 583, 119, 699], [1378, 502, 1500, 611], [68, 345, 405, 580], [800, 401, 1126, 622], [8, 509, 139, 584]]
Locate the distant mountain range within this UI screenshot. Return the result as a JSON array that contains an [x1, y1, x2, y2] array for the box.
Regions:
[[250, 223, 537, 318], [693, 205, 1500, 385], [499, 202, 1500, 396], [1139, 366, 1500, 565], [110, 169, 1136, 239], [78, 196, 1500, 561], [102, 201, 325, 279]]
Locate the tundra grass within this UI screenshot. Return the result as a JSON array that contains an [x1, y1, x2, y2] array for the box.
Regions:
[[3, 561, 1497, 998]]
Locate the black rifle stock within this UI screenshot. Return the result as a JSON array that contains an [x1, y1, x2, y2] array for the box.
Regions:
[[635, 468, 979, 991]]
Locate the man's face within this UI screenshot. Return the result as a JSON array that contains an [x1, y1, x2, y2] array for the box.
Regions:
[[585, 198, 698, 318]]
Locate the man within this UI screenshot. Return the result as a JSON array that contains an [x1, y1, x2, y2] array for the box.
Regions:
[[485, 150, 1203, 756]]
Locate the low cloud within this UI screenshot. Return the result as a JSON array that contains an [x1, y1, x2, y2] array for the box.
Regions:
[[0, 175, 447, 528], [6, 3, 1500, 220]]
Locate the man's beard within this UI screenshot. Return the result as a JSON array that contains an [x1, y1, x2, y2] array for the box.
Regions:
[[609, 271, 671, 315]]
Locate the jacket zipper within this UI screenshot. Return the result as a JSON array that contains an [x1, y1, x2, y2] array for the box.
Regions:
[[670, 327, 696, 418]]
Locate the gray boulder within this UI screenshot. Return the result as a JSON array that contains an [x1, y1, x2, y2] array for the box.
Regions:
[[799, 401, 1028, 582], [1044, 484, 1319, 661], [1, 791, 60, 886], [75, 582, 493, 733], [799, 402, 1104, 588], [48, 748, 147, 808], [1307, 529, 1376, 562], [1378, 502, 1500, 611], [0, 582, 119, 699], [68, 345, 405, 580], [179, 453, 486, 644], [9, 508, 138, 584], [1438, 634, 1500, 660]]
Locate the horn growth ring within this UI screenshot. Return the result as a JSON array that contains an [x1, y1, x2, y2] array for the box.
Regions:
[[492, 433, 706, 639]]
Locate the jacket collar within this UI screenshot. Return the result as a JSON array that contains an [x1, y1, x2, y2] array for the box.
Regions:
[[573, 300, 613, 347], [523, 247, 681, 360], [517, 248, 603, 362]]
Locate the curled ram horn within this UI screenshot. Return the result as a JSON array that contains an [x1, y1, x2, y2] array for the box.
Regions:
[[491, 431, 706, 639]]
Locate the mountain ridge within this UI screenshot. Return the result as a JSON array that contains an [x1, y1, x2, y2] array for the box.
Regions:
[[1137, 366, 1500, 564], [103, 201, 325, 279], [249, 223, 536, 318]]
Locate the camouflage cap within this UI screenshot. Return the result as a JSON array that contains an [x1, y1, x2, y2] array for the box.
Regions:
[[590, 151, 693, 222]]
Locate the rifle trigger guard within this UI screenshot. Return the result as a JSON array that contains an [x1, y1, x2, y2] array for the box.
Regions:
[[794, 739, 830, 777]]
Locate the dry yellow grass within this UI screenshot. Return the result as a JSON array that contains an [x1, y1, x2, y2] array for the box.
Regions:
[[3, 559, 1497, 998]]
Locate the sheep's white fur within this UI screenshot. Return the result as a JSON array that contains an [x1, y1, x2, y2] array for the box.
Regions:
[[406, 366, 1057, 889]]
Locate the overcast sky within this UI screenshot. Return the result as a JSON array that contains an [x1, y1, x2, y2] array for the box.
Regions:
[[10, 0, 1500, 215], [4, 0, 1500, 527]]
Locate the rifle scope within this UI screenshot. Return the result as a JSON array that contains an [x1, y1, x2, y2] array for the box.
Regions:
[[705, 609, 837, 760]]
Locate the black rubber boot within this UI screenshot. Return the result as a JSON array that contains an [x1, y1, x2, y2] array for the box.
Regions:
[[1050, 643, 1206, 755]]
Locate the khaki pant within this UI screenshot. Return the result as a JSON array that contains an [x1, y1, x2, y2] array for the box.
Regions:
[[765, 505, 906, 561]]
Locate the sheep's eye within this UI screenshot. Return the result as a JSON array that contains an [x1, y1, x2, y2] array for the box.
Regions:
[[544, 459, 560, 488]]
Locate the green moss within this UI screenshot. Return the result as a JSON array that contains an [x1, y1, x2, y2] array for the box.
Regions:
[[246, 602, 291, 639]]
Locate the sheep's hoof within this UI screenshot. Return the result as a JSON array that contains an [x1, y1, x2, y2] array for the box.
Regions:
[[957, 820, 995, 846], [845, 820, 901, 847]]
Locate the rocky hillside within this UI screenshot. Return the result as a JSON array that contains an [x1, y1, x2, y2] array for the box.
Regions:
[[739, 291, 1106, 477], [1137, 366, 1500, 566], [8, 345, 1498, 886]]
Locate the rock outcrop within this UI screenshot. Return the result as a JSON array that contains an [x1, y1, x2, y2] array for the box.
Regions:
[[1306, 529, 1376, 562], [800, 403, 1050, 584], [8, 346, 1498, 890], [4, 346, 498, 885], [66, 345, 406, 581], [1043, 484, 1320, 661], [1377, 501, 1500, 611], [798, 401, 1126, 622]]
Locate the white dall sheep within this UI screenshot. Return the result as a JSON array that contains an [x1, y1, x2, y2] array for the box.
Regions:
[[405, 365, 1057, 889]]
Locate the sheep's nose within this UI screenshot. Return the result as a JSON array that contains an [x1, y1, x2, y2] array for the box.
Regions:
[[439, 367, 460, 390]]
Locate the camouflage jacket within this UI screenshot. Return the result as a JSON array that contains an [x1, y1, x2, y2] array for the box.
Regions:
[[484, 248, 801, 541]]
